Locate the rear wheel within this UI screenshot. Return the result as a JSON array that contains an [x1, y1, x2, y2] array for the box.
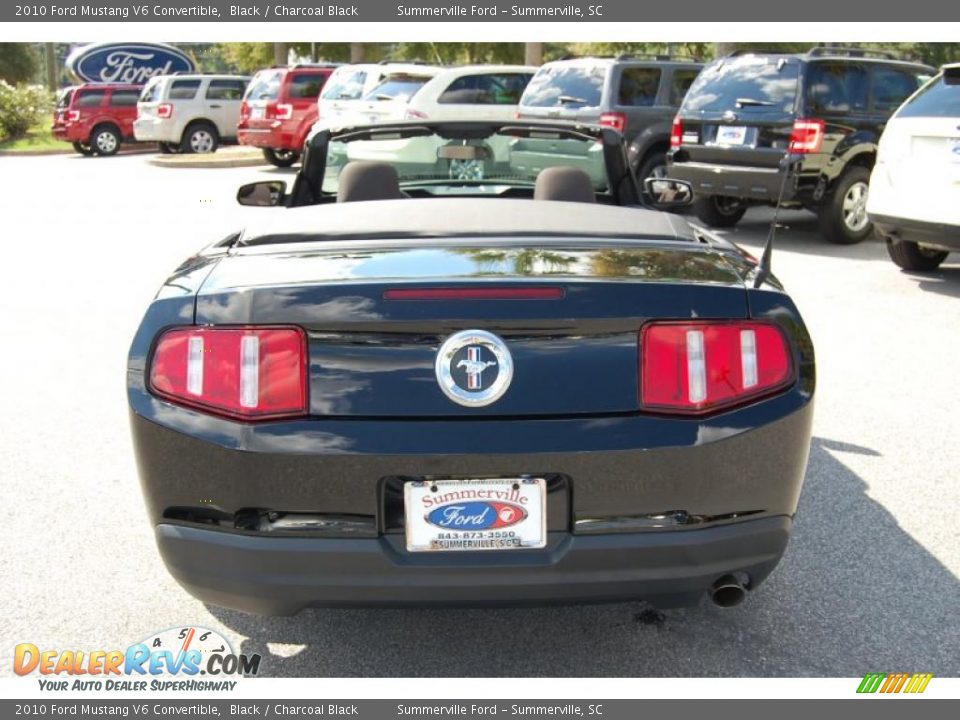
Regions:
[[72, 141, 94, 156], [158, 142, 179, 154], [263, 148, 300, 167], [693, 195, 747, 228], [181, 123, 219, 154], [886, 240, 949, 271], [91, 125, 121, 156], [818, 166, 873, 244], [636, 153, 669, 185]]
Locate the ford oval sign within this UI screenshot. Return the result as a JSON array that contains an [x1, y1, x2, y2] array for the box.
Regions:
[[426, 501, 528, 531], [66, 42, 194, 84]]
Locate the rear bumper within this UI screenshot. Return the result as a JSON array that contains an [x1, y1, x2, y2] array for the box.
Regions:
[[870, 213, 960, 252], [237, 127, 299, 150], [667, 159, 795, 202], [133, 117, 178, 143], [156, 516, 792, 614], [52, 124, 85, 142]]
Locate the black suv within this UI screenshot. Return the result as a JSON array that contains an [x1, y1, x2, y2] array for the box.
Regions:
[[517, 54, 703, 183], [667, 47, 933, 243]]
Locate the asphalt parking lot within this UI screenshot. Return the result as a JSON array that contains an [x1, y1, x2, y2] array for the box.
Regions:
[[0, 152, 957, 678]]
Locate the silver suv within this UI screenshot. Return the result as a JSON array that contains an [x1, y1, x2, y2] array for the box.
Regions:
[[134, 74, 250, 154], [517, 55, 702, 183]]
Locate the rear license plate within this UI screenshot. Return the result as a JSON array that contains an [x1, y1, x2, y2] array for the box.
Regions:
[[404, 478, 547, 553], [715, 125, 749, 145], [251, 107, 264, 120]]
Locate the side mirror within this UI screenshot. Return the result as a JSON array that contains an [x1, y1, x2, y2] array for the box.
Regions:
[[237, 181, 287, 207], [643, 177, 693, 208]]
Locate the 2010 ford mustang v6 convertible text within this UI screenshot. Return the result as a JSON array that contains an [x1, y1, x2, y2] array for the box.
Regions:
[[128, 121, 815, 615]]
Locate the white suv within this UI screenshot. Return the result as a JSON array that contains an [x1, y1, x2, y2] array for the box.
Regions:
[[402, 65, 536, 122], [868, 63, 960, 271], [134, 74, 250, 154], [315, 63, 443, 129]]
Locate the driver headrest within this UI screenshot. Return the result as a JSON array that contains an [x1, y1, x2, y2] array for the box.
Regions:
[[533, 166, 596, 204], [337, 161, 403, 203]]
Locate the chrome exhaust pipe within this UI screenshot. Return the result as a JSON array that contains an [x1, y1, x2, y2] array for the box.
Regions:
[[710, 575, 746, 608]]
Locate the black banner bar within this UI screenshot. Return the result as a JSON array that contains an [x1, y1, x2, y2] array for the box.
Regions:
[[5, 0, 960, 22]]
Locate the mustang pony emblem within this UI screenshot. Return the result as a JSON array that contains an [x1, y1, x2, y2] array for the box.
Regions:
[[457, 347, 497, 389]]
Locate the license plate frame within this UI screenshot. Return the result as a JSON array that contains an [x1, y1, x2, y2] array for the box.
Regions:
[[251, 107, 265, 120], [714, 125, 750, 146], [404, 478, 547, 553]]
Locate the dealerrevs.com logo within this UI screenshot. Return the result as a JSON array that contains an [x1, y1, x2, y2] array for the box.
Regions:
[[14, 626, 260, 691]]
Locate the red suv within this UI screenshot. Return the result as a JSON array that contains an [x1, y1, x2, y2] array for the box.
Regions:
[[52, 83, 143, 156], [237, 64, 338, 167]]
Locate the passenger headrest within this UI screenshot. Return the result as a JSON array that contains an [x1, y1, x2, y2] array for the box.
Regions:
[[533, 166, 596, 204], [336, 161, 403, 203]]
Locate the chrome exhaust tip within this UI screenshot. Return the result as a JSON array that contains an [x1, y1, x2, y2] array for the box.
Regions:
[[710, 574, 746, 608]]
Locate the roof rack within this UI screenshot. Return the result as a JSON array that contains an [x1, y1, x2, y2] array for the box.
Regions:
[[615, 53, 701, 63], [377, 59, 435, 65], [272, 62, 342, 70], [808, 46, 900, 60]]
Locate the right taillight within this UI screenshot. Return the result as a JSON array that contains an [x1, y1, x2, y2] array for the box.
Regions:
[[641, 321, 793, 414], [149, 326, 308, 421], [156, 103, 173, 119], [670, 115, 683, 149], [788, 118, 824, 153]]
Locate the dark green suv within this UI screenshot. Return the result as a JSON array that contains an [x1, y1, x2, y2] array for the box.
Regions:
[[667, 47, 933, 243]]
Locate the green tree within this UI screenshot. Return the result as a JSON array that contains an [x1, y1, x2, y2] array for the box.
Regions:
[[0, 43, 38, 84], [392, 43, 525, 65]]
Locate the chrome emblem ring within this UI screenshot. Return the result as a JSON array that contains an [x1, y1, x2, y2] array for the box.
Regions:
[[435, 330, 513, 407]]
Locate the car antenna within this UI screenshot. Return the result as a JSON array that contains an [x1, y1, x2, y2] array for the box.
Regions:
[[753, 153, 793, 289]]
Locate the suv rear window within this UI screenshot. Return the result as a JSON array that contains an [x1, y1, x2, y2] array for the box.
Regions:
[[139, 79, 162, 103], [56, 88, 75, 108], [245, 70, 283, 101], [364, 75, 430, 102], [617, 68, 661, 107], [896, 73, 960, 118], [683, 57, 800, 114], [109, 89, 141, 107], [169, 80, 201, 100], [521, 64, 606, 108], [76, 90, 106, 107], [206, 79, 247, 101], [287, 73, 328, 99], [321, 69, 368, 101], [438, 73, 532, 105]]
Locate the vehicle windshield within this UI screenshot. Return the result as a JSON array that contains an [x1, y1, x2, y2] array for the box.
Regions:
[[896, 72, 960, 118], [244, 69, 284, 101], [321, 127, 610, 196], [321, 68, 369, 101], [682, 56, 800, 114], [362, 75, 432, 102], [520, 64, 607, 108]]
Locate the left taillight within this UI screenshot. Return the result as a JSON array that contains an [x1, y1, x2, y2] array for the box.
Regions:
[[149, 326, 308, 421], [599, 111, 627, 133], [66, 110, 80, 122], [641, 321, 793, 414], [788, 118, 824, 153], [275, 103, 293, 120]]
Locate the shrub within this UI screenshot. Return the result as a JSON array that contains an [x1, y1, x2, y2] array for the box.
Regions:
[[0, 81, 52, 141]]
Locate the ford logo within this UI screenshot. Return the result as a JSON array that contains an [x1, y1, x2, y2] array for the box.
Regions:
[[66, 42, 194, 84], [426, 501, 527, 530]]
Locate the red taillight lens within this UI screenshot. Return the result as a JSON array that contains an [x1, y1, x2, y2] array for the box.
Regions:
[[149, 327, 308, 420], [275, 103, 293, 120], [670, 115, 682, 148], [240, 101, 249, 119], [66, 110, 80, 122], [788, 118, 824, 153], [599, 111, 627, 133], [383, 287, 564, 301], [641, 322, 793, 414], [156, 103, 173, 119]]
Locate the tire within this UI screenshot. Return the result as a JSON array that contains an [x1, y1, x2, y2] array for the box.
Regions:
[[886, 239, 949, 272], [263, 148, 300, 167], [636, 152, 669, 185], [91, 126, 121, 156], [72, 141, 94, 156], [693, 195, 747, 228], [817, 166, 873, 244], [180, 122, 219, 154], [158, 142, 179, 154]]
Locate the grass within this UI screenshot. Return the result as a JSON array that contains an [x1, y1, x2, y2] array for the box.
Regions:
[[0, 121, 65, 152]]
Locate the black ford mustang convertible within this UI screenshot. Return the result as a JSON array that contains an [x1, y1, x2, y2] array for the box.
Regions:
[[128, 121, 815, 615]]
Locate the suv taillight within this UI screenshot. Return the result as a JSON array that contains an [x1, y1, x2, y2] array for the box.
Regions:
[[149, 326, 308, 421], [670, 115, 682, 148], [599, 111, 626, 133], [156, 103, 173, 119], [641, 321, 793, 414], [788, 119, 824, 153], [275, 103, 293, 120], [66, 110, 80, 123]]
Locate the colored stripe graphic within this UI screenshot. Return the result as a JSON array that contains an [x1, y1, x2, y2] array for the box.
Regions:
[[467, 347, 481, 389], [857, 673, 932, 694]]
